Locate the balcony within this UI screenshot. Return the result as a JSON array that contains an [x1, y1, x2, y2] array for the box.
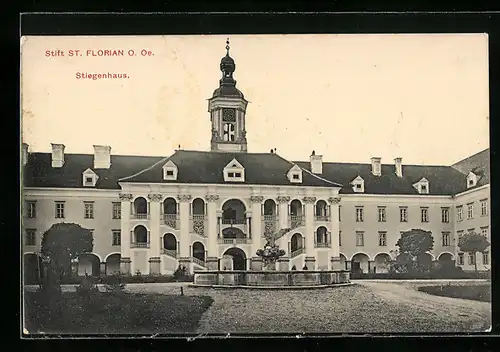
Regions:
[[131, 212, 150, 220], [162, 248, 178, 258], [163, 214, 179, 229], [290, 248, 305, 258], [192, 257, 206, 267], [217, 238, 252, 245], [191, 215, 206, 237], [315, 242, 331, 248], [289, 215, 305, 229], [315, 215, 331, 222], [130, 242, 150, 248]]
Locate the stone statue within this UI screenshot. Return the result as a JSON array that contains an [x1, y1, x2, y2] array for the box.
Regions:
[[256, 228, 290, 270]]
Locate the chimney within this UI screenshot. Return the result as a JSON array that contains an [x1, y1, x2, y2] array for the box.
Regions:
[[93, 145, 111, 169], [51, 143, 65, 168], [310, 150, 323, 174], [371, 157, 381, 176], [21, 143, 29, 166], [394, 157, 403, 177]]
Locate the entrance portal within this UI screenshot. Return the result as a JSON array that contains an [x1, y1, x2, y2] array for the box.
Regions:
[[223, 247, 247, 270]]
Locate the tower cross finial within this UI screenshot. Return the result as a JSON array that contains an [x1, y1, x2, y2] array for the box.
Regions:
[[226, 38, 230, 54]]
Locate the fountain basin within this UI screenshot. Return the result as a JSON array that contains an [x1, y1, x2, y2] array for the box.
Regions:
[[191, 270, 350, 289]]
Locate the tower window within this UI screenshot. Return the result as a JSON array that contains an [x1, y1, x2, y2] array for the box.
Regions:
[[223, 123, 236, 142], [222, 108, 236, 122]]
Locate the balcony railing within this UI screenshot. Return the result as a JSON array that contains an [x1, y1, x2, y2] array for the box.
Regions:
[[131, 212, 150, 220], [162, 248, 178, 258], [315, 215, 331, 222], [221, 218, 246, 225], [163, 214, 179, 229], [191, 215, 206, 237], [130, 242, 150, 248], [217, 238, 251, 245], [192, 257, 206, 267], [289, 215, 305, 229], [315, 242, 331, 248], [290, 247, 305, 258]]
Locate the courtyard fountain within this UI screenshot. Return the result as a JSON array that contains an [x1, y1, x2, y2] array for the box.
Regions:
[[191, 228, 351, 289]]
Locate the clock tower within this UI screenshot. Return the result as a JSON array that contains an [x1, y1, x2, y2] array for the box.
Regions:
[[209, 39, 248, 153]]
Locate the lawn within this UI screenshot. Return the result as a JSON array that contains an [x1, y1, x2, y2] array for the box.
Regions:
[[23, 290, 214, 334], [418, 284, 491, 302]]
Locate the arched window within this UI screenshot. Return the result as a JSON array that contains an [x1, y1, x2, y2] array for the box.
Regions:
[[223, 123, 235, 142]]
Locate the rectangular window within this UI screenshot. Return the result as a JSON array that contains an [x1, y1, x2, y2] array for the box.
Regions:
[[483, 252, 489, 265], [481, 227, 488, 237], [399, 207, 408, 222], [441, 208, 450, 223], [355, 207, 364, 222], [25, 229, 36, 246], [457, 230, 464, 242], [457, 253, 464, 265], [468, 252, 475, 265], [457, 206, 463, 221], [338, 231, 342, 247], [84, 201, 94, 219], [292, 174, 299, 179], [481, 199, 488, 216], [228, 172, 234, 177], [338, 205, 341, 222], [55, 201, 65, 218], [234, 172, 242, 177], [112, 202, 121, 219], [26, 201, 36, 218], [378, 232, 387, 246], [442, 232, 450, 247], [166, 170, 174, 176], [112, 230, 121, 246], [356, 232, 364, 246], [467, 203, 474, 220], [421, 207, 429, 223], [378, 207, 386, 222]]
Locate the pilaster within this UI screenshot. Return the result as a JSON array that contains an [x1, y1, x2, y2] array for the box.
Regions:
[[119, 193, 133, 259], [120, 257, 131, 275], [148, 256, 161, 275], [148, 193, 163, 259], [250, 195, 263, 257], [303, 196, 316, 259], [178, 194, 192, 258], [205, 194, 219, 258], [277, 196, 290, 231]]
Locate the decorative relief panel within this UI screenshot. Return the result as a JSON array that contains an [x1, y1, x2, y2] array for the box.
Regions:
[[250, 196, 264, 203], [148, 194, 163, 202], [276, 196, 291, 203], [177, 194, 192, 203], [205, 194, 220, 203], [328, 196, 341, 204], [119, 193, 133, 201], [303, 196, 317, 204]]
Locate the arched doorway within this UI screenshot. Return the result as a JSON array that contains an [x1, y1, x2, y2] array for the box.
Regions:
[[133, 225, 149, 247], [351, 253, 370, 274], [438, 252, 455, 270], [315, 200, 328, 218], [163, 233, 177, 250], [223, 247, 247, 270], [192, 198, 205, 215], [105, 253, 121, 275], [263, 199, 277, 216], [23, 253, 42, 284], [134, 197, 148, 215], [339, 254, 348, 270], [290, 233, 303, 252], [289, 199, 304, 228], [373, 253, 392, 273], [315, 226, 329, 245], [192, 242, 205, 261], [222, 199, 246, 224], [78, 253, 101, 276]]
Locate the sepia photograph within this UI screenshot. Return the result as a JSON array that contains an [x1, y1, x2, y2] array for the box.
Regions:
[[20, 33, 491, 335]]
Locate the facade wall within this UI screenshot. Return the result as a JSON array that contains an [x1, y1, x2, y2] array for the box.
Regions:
[[22, 182, 491, 275], [453, 185, 491, 271]]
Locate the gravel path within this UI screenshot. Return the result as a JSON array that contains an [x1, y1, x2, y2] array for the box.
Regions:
[[24, 280, 491, 333]]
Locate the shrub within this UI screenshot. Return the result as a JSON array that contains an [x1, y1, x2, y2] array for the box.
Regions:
[[76, 274, 99, 296], [102, 273, 126, 293]]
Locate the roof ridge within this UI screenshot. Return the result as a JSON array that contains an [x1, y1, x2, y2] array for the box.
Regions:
[[118, 156, 170, 182], [276, 154, 343, 187]]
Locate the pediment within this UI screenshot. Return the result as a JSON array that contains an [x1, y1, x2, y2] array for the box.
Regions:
[[224, 158, 244, 170]]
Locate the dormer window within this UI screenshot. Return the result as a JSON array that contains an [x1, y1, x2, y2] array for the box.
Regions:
[[287, 164, 302, 183], [413, 177, 429, 194], [162, 160, 178, 181], [224, 158, 245, 182], [82, 168, 98, 187], [467, 171, 478, 189], [350, 176, 365, 193]]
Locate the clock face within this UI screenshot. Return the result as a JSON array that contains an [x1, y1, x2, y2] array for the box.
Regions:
[[222, 108, 236, 122]]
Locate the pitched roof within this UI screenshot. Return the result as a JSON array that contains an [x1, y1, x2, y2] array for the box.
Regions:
[[451, 148, 490, 188], [24, 149, 487, 195], [121, 150, 341, 188], [293, 161, 468, 196], [23, 153, 164, 189]]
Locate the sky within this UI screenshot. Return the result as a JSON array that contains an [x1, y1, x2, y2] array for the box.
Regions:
[[21, 34, 489, 165]]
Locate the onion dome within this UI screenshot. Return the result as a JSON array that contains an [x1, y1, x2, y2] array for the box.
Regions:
[[213, 38, 245, 98]]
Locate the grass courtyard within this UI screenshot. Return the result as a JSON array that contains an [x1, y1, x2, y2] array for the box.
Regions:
[[23, 280, 491, 334]]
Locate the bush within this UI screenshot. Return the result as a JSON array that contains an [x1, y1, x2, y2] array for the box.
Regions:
[[76, 274, 99, 296], [102, 273, 126, 293]]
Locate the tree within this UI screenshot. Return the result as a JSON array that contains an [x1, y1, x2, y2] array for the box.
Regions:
[[41, 223, 94, 282], [395, 229, 434, 273], [458, 231, 490, 272]]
